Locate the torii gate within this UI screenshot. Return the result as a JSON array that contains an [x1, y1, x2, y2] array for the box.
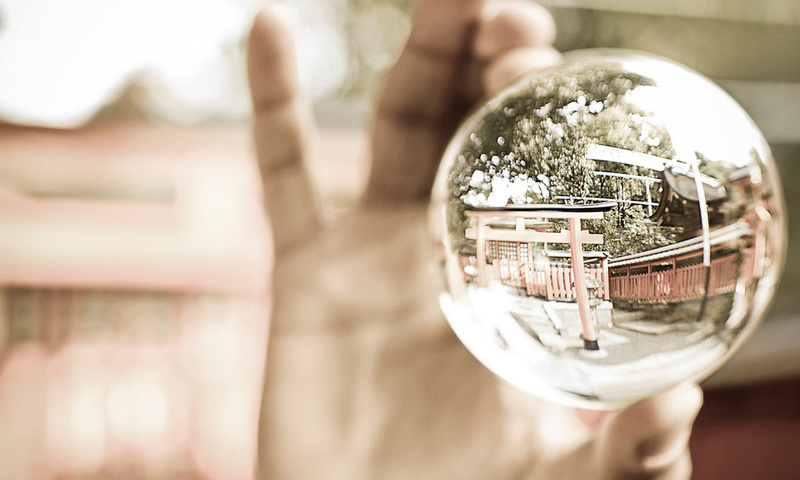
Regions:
[[466, 202, 616, 351]]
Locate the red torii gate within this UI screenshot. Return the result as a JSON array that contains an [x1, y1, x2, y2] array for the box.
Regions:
[[466, 202, 616, 351]]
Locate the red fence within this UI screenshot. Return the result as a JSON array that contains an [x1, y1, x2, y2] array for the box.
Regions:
[[460, 245, 747, 305], [485, 259, 609, 301], [609, 250, 742, 304]]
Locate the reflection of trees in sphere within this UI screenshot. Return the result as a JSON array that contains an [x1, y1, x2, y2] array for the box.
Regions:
[[447, 61, 679, 258]]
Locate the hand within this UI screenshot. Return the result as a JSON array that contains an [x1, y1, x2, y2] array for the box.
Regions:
[[247, 1, 703, 479]]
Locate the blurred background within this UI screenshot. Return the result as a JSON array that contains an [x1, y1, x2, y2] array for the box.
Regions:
[[0, 0, 799, 478]]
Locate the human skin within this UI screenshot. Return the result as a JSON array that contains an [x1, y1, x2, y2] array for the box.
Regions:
[[248, 1, 703, 479]]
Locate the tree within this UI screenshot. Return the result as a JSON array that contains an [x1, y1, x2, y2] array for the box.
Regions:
[[445, 60, 679, 257]]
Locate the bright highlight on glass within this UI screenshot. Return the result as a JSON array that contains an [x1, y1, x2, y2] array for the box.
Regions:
[[430, 49, 786, 408]]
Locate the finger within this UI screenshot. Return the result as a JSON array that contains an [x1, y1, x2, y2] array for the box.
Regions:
[[247, 6, 321, 252], [379, 0, 486, 117], [597, 384, 703, 478], [366, 0, 487, 205], [366, 0, 558, 205], [475, 1, 560, 97], [477, 0, 559, 95], [483, 46, 561, 94], [474, 0, 557, 59]]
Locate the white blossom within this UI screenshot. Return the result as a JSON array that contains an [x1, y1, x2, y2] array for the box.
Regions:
[[469, 170, 485, 188]]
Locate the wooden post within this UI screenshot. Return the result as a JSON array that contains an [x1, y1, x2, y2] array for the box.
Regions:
[[544, 260, 553, 300], [475, 216, 487, 287], [568, 217, 599, 350]]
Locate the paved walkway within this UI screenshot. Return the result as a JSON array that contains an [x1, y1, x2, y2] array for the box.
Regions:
[[505, 292, 735, 366]]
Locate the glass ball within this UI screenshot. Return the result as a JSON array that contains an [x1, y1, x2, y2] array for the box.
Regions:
[[430, 49, 787, 408]]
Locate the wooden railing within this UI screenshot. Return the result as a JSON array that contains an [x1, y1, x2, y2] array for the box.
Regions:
[[609, 251, 741, 304], [485, 259, 609, 301], [459, 243, 748, 305]]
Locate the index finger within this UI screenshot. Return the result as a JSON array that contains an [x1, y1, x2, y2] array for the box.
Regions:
[[247, 7, 321, 252]]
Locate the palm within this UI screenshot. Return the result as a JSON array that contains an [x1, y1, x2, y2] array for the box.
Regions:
[[267, 205, 552, 478], [248, 2, 701, 479]]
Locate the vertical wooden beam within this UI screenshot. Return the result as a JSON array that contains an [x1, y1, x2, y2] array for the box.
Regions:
[[476, 216, 487, 287], [569, 217, 599, 350], [544, 260, 553, 300]]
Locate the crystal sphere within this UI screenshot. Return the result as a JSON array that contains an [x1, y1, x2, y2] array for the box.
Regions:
[[430, 49, 786, 408]]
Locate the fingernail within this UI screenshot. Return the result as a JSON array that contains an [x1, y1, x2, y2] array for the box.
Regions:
[[576, 407, 609, 431]]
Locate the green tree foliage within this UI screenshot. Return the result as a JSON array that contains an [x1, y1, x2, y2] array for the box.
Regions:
[[446, 60, 681, 257]]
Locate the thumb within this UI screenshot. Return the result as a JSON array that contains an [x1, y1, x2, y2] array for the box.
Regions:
[[593, 385, 703, 480], [595, 384, 703, 479]]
